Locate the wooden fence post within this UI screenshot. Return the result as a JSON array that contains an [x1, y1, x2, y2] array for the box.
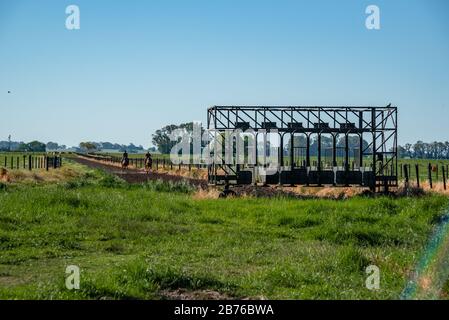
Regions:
[[415, 164, 420, 188], [443, 165, 447, 191], [404, 164, 409, 188], [45, 156, 49, 171], [28, 155, 32, 171], [428, 163, 433, 189]]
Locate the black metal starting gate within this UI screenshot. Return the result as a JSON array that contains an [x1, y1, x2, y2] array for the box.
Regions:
[[207, 105, 398, 192]]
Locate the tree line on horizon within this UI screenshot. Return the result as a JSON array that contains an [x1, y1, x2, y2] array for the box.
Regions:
[[0, 140, 48, 152], [77, 142, 147, 153], [398, 141, 449, 159], [3, 127, 449, 160]]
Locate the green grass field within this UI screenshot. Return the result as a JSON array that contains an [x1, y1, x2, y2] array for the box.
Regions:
[[1, 159, 448, 299]]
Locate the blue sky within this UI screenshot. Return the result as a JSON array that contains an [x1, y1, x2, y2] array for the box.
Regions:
[[1, 0, 448, 148]]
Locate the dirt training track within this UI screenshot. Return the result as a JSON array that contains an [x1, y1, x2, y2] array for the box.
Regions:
[[72, 156, 209, 188], [71, 156, 350, 199]]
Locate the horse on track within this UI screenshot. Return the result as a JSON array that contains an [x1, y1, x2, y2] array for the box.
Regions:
[[144, 157, 152, 174], [121, 157, 130, 170]]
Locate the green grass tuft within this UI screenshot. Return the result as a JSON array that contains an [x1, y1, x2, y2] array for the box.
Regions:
[[141, 179, 195, 194]]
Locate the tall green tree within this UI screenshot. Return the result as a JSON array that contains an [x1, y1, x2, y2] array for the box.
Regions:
[[79, 142, 98, 152], [152, 123, 204, 154], [26, 141, 46, 152]]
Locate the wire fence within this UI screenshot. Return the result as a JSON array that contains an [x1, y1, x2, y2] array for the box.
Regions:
[[400, 163, 448, 190], [0, 154, 63, 171], [78, 153, 207, 171]]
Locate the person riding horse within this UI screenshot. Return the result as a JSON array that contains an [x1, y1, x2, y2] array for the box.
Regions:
[[144, 151, 153, 173], [121, 151, 130, 169]]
